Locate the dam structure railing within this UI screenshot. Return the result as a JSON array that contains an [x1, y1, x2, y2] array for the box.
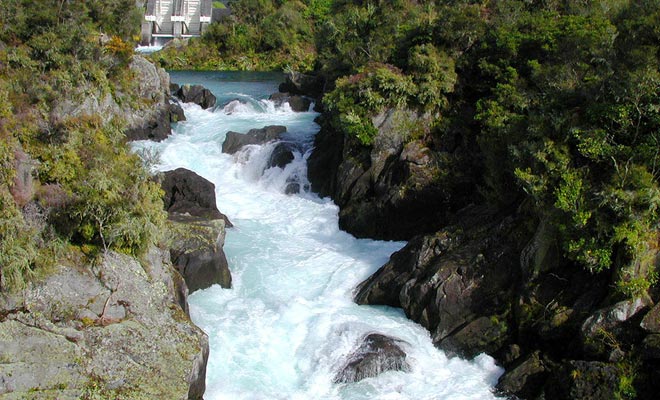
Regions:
[[141, 0, 214, 45]]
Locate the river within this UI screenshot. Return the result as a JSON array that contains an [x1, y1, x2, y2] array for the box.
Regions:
[[133, 71, 502, 400]]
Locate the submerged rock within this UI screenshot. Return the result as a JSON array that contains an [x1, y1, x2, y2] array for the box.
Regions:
[[222, 125, 287, 155], [0, 249, 208, 399], [267, 142, 296, 169], [334, 333, 410, 384], [175, 84, 217, 109]]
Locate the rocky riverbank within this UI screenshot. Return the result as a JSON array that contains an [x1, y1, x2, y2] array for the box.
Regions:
[[307, 101, 660, 399], [0, 55, 233, 399]]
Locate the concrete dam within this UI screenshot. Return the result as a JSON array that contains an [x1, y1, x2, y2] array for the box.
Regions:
[[141, 0, 216, 45]]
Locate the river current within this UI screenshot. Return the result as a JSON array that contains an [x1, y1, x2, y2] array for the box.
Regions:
[[133, 71, 502, 400]]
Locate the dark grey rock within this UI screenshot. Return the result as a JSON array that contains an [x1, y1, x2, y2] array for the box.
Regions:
[[544, 360, 619, 400], [641, 302, 660, 333], [355, 208, 523, 357], [124, 106, 172, 142], [308, 109, 451, 241], [169, 101, 186, 123], [268, 142, 295, 169], [222, 125, 287, 155], [278, 71, 324, 97], [269, 92, 312, 112], [334, 334, 410, 383], [176, 84, 216, 109], [641, 334, 660, 360], [160, 168, 231, 226], [496, 351, 548, 399], [581, 298, 648, 359], [168, 215, 231, 292]]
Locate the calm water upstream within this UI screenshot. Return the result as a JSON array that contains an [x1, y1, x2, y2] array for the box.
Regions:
[[133, 71, 502, 400]]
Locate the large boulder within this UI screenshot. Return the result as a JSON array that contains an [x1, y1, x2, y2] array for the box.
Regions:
[[267, 142, 296, 169], [334, 334, 410, 383], [160, 168, 232, 292], [355, 207, 524, 358], [222, 125, 287, 155], [175, 84, 216, 109], [160, 168, 231, 225], [0, 248, 208, 399]]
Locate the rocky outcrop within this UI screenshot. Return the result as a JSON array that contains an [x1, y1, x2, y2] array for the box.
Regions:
[[160, 168, 232, 292], [269, 92, 312, 112], [353, 204, 660, 398], [355, 206, 525, 358], [334, 334, 410, 383], [278, 71, 324, 98], [123, 55, 183, 142], [0, 248, 208, 399], [161, 168, 231, 225], [308, 108, 461, 240], [49, 55, 182, 142], [222, 125, 287, 155], [168, 215, 231, 292], [175, 84, 217, 109]]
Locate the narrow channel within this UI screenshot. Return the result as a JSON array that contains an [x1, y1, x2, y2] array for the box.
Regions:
[[136, 71, 502, 400]]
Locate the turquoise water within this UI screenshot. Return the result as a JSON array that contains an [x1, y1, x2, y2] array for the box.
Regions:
[[133, 71, 502, 400]]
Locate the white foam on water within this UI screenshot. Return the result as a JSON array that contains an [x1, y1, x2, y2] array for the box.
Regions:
[[133, 72, 503, 400]]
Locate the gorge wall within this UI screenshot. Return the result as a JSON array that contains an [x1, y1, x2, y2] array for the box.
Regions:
[[307, 104, 660, 399]]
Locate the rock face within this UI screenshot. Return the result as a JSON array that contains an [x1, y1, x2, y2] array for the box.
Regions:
[[278, 71, 324, 98], [49, 55, 185, 142], [168, 216, 231, 292], [308, 108, 459, 240], [355, 207, 525, 357], [0, 248, 208, 399], [353, 204, 660, 398], [175, 84, 217, 109], [160, 168, 232, 292], [124, 55, 184, 142], [334, 334, 410, 383], [222, 125, 287, 155], [269, 92, 312, 112]]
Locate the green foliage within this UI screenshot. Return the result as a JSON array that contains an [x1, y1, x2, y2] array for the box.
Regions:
[[0, 1, 164, 291], [154, 0, 324, 71], [324, 63, 417, 145]]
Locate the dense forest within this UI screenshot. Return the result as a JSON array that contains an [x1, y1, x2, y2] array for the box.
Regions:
[[156, 0, 660, 301], [0, 0, 165, 291]]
